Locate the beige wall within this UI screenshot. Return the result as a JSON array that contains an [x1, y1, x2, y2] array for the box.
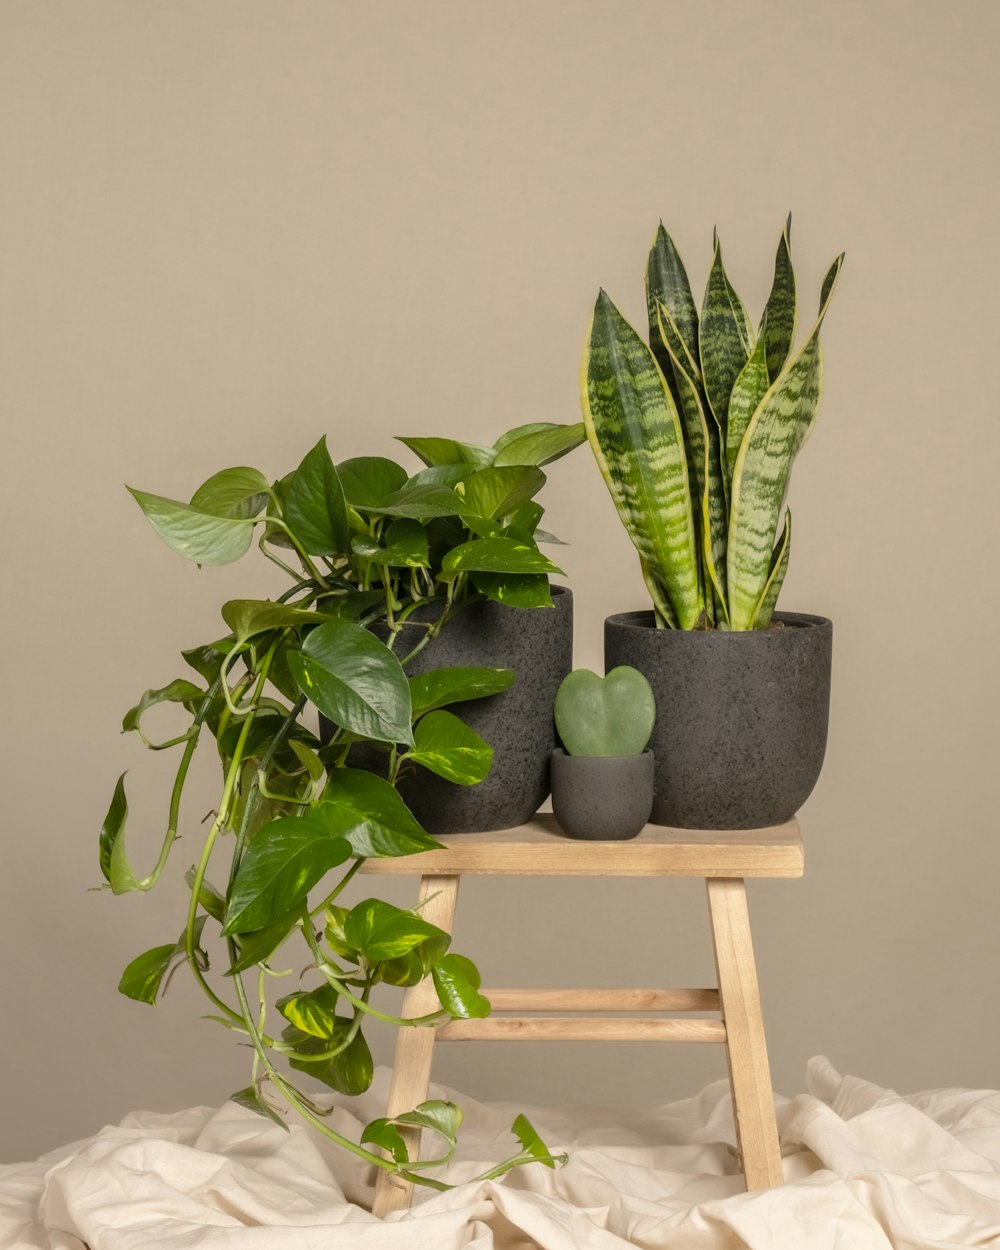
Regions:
[[3, 0, 998, 1161]]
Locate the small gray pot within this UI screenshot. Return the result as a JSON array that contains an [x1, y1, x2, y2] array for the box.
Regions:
[[550, 748, 654, 840], [605, 611, 832, 830]]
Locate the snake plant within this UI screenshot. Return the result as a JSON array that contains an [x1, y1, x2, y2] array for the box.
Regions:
[[581, 218, 843, 630]]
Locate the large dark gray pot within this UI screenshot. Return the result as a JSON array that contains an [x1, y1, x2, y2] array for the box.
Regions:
[[382, 587, 573, 834], [604, 611, 832, 830]]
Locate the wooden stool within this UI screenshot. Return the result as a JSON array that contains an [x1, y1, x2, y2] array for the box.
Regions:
[[360, 814, 803, 1215]]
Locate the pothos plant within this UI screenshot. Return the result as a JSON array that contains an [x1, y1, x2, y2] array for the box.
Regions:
[[582, 217, 843, 630], [99, 421, 584, 1190]]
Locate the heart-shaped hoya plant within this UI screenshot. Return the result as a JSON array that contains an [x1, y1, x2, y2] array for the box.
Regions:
[[553, 666, 656, 758]]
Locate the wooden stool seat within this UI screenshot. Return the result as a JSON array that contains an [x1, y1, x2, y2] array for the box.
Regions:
[[361, 814, 802, 1215]]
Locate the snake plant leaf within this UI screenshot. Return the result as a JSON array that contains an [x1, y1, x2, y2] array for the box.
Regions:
[[727, 254, 843, 629], [725, 269, 754, 354], [749, 509, 791, 630], [646, 223, 700, 383], [288, 620, 414, 745], [760, 215, 796, 382], [459, 466, 546, 520], [222, 814, 352, 934], [396, 436, 495, 468], [284, 437, 350, 556], [699, 235, 751, 434], [406, 710, 493, 785], [582, 291, 703, 630], [472, 572, 553, 608], [726, 323, 772, 485], [492, 422, 587, 468], [335, 457, 408, 509], [409, 666, 516, 716], [654, 304, 713, 604], [127, 488, 258, 566], [653, 302, 729, 620]]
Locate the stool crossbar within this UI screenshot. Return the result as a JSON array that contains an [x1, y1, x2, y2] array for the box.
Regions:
[[360, 815, 802, 1215]]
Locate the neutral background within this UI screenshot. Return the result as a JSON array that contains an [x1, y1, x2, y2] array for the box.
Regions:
[[2, 0, 997, 1162]]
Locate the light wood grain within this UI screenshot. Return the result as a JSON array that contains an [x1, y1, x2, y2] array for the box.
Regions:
[[371, 874, 459, 1218], [483, 988, 720, 1012], [707, 878, 784, 1190], [437, 1017, 727, 1043], [359, 814, 802, 878]]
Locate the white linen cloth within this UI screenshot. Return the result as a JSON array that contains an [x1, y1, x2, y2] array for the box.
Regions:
[[3, 1057, 1000, 1249]]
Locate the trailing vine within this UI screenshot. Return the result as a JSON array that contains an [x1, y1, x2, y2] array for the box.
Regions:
[[100, 425, 583, 1189]]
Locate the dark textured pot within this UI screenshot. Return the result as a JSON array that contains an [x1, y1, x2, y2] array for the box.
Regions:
[[369, 587, 573, 834], [550, 748, 653, 840], [604, 611, 832, 830]]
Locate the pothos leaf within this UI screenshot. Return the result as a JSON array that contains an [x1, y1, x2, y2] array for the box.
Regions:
[[230, 1085, 290, 1131], [222, 815, 351, 934], [432, 954, 491, 1019], [99, 772, 128, 884], [284, 437, 351, 556], [118, 916, 208, 1005], [513, 1113, 559, 1168]]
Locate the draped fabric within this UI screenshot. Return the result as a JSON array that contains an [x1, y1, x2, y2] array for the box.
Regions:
[[4, 1058, 1000, 1249]]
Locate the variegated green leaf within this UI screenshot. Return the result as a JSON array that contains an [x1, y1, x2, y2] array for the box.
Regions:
[[655, 304, 728, 623], [727, 255, 843, 629], [725, 267, 753, 355], [646, 224, 700, 388], [749, 509, 791, 630], [760, 215, 796, 382], [582, 292, 702, 629], [726, 323, 771, 485], [699, 235, 751, 435]]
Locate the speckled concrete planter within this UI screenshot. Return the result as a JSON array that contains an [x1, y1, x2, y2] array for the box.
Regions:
[[604, 611, 832, 830], [371, 587, 573, 834], [550, 748, 653, 840]]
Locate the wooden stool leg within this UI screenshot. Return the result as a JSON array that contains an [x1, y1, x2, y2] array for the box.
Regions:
[[706, 877, 783, 1190], [372, 873, 460, 1217]]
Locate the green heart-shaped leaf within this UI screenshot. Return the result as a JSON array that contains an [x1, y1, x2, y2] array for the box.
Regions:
[[316, 769, 442, 857], [344, 898, 450, 963], [222, 815, 351, 934], [432, 954, 491, 1019], [407, 710, 493, 786], [284, 437, 350, 556], [554, 666, 656, 757], [288, 620, 414, 746]]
